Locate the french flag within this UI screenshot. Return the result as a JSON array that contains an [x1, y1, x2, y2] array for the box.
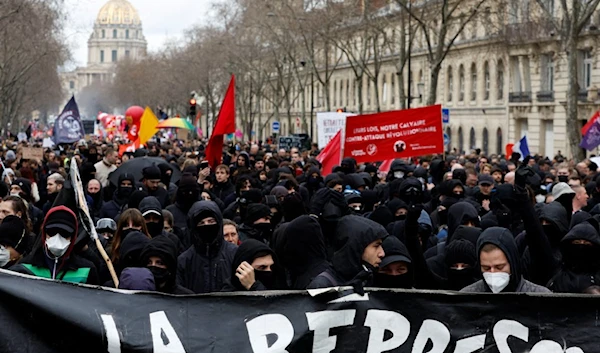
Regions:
[[509, 136, 530, 161]]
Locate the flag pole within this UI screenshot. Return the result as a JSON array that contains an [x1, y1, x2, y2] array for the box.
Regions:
[[70, 159, 119, 287]]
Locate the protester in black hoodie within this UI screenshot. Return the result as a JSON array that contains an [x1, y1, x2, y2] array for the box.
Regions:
[[140, 236, 193, 294], [374, 236, 413, 289], [281, 215, 331, 289], [140, 166, 170, 208], [223, 239, 279, 291], [547, 219, 600, 293], [308, 215, 386, 290], [100, 173, 135, 220], [461, 227, 550, 293], [237, 203, 273, 244], [139, 196, 183, 253], [176, 201, 237, 293], [86, 179, 103, 221], [166, 173, 200, 245]]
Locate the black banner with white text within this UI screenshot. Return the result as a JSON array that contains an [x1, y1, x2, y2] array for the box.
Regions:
[[0, 270, 595, 353]]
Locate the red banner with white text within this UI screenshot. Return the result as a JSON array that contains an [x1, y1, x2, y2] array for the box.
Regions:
[[343, 105, 443, 163]]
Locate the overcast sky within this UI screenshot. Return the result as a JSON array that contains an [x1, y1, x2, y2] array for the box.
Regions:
[[63, 0, 221, 68]]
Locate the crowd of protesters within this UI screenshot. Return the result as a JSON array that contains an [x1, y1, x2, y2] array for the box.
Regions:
[[1, 136, 600, 296]]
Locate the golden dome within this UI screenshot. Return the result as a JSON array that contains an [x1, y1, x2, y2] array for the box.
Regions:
[[96, 0, 141, 25]]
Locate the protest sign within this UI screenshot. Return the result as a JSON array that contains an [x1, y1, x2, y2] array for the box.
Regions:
[[343, 105, 443, 163], [278, 136, 303, 151], [316, 112, 355, 148], [0, 270, 596, 353], [22, 147, 43, 161]]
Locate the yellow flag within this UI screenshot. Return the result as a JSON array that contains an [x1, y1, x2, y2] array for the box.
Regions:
[[138, 106, 159, 145]]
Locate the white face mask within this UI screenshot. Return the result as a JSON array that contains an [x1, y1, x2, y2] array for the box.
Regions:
[[483, 272, 510, 293], [0, 246, 10, 267], [46, 234, 71, 258], [535, 194, 546, 204], [394, 171, 404, 179]]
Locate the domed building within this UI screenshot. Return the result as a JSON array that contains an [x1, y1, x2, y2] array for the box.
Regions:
[[60, 0, 147, 115]]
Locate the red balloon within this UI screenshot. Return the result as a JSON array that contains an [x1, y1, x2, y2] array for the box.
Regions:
[[125, 106, 144, 125]]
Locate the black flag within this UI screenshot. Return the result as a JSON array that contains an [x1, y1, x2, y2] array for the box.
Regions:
[[53, 96, 84, 144]]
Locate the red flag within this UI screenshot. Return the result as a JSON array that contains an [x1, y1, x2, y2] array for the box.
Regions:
[[343, 105, 443, 163], [206, 75, 236, 168], [316, 130, 341, 176], [379, 159, 394, 173], [505, 143, 514, 158], [582, 111, 600, 135]]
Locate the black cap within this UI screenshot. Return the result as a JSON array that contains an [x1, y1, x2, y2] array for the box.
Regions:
[[0, 215, 26, 253], [11, 178, 31, 197], [141, 165, 161, 181], [44, 208, 77, 236], [244, 203, 271, 225]]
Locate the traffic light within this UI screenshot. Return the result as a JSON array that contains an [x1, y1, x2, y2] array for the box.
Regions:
[[336, 108, 347, 113], [189, 98, 197, 117]]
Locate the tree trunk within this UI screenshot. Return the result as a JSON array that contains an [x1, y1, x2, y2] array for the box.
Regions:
[[566, 36, 585, 161], [357, 76, 364, 114], [373, 77, 381, 112], [427, 64, 441, 106]]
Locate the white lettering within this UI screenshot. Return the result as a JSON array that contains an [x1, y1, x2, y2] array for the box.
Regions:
[[411, 320, 450, 353], [246, 314, 294, 353], [493, 320, 528, 353], [453, 334, 486, 353], [100, 314, 121, 353], [149, 311, 186, 353], [364, 309, 410, 353], [306, 310, 356, 353]]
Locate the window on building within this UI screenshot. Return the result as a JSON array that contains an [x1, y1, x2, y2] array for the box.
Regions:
[[542, 0, 554, 16], [382, 76, 388, 104], [459, 65, 465, 102], [496, 128, 503, 154], [333, 81, 337, 106], [497, 60, 504, 100], [69, 81, 74, 89], [484, 62, 490, 100], [113, 29, 117, 38], [458, 127, 464, 153], [112, 50, 117, 62], [482, 128, 489, 155], [126, 29, 129, 39], [391, 74, 396, 105], [100, 50, 104, 63], [483, 9, 491, 36], [345, 80, 349, 106], [578, 50, 593, 90], [471, 63, 477, 101], [510, 56, 522, 92], [471, 18, 477, 39], [447, 66, 453, 102], [101, 29, 105, 38], [470, 127, 476, 150], [125, 50, 130, 58], [540, 54, 555, 92]]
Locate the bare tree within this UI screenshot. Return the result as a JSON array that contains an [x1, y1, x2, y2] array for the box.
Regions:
[[395, 0, 490, 105]]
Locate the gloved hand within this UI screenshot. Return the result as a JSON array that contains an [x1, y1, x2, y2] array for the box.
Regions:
[[515, 166, 534, 188], [407, 203, 424, 223]]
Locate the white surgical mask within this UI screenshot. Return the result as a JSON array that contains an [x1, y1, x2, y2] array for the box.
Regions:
[[483, 272, 510, 293], [535, 194, 546, 204], [46, 234, 71, 257], [394, 171, 404, 179], [0, 246, 10, 267]]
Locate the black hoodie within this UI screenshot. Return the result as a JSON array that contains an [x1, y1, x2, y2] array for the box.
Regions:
[[176, 201, 237, 293], [140, 236, 192, 294], [223, 239, 278, 291], [138, 196, 183, 253], [460, 227, 550, 293], [282, 215, 331, 289], [308, 215, 387, 289], [99, 173, 135, 220], [548, 220, 600, 293]]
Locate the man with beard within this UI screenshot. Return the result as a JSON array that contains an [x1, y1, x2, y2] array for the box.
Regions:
[[42, 173, 64, 215], [176, 201, 237, 293], [99, 173, 135, 220], [166, 174, 200, 248], [237, 203, 273, 244], [94, 148, 117, 188], [140, 166, 169, 208], [86, 179, 103, 220]]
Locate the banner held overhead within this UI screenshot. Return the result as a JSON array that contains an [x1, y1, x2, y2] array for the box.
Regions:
[[343, 105, 444, 163]]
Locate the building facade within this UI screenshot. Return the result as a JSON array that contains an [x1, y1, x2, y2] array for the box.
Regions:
[[253, 0, 600, 158], [60, 0, 147, 115]]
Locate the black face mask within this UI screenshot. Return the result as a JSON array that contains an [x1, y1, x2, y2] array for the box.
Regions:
[[89, 191, 101, 203], [307, 177, 320, 186], [558, 175, 569, 183], [254, 270, 275, 289], [194, 223, 220, 246], [253, 223, 274, 242], [374, 272, 412, 289], [542, 224, 562, 245], [117, 186, 133, 199], [148, 266, 170, 289], [271, 211, 283, 227], [395, 214, 407, 221], [447, 267, 478, 290], [146, 221, 163, 238], [121, 228, 137, 240], [562, 244, 600, 272], [453, 192, 464, 199], [177, 189, 199, 209]]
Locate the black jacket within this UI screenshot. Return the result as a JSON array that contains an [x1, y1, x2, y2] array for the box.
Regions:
[[140, 236, 193, 294], [139, 196, 183, 253], [143, 186, 170, 209], [308, 215, 387, 289], [282, 215, 331, 290], [212, 180, 235, 202], [222, 239, 276, 291], [176, 201, 237, 293]]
